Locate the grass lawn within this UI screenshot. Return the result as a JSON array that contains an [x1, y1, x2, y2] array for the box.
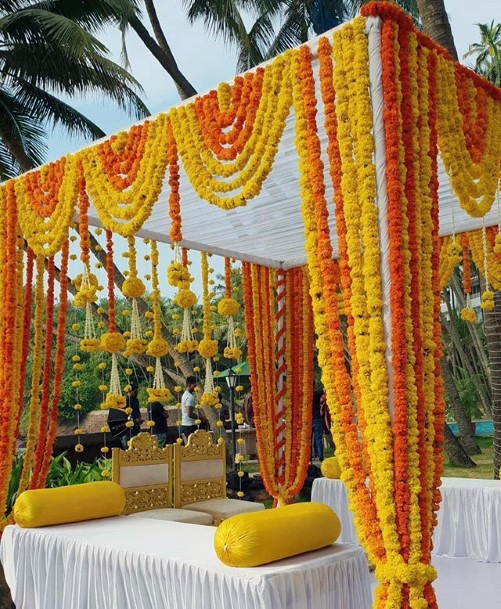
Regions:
[[443, 436, 494, 479], [244, 437, 496, 490]]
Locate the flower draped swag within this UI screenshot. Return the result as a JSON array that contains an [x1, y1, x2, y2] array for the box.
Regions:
[[0, 3, 500, 607]]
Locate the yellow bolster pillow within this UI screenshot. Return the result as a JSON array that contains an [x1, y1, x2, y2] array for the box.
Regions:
[[214, 502, 341, 567], [321, 456, 342, 479], [14, 482, 126, 528]]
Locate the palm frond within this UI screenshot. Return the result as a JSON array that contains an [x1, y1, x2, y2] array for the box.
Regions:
[[12, 79, 106, 139], [0, 86, 46, 174]]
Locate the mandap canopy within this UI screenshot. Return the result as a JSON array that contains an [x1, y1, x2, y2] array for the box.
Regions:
[[0, 3, 500, 608]]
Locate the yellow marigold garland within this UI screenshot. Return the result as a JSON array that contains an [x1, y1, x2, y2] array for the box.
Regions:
[[435, 55, 501, 218], [81, 116, 169, 236]]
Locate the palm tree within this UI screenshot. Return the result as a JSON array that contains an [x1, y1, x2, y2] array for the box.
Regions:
[[182, 0, 420, 71], [463, 21, 501, 87], [0, 0, 149, 179]]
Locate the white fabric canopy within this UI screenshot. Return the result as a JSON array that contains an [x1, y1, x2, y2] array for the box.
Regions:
[[79, 18, 500, 270], [312, 477, 501, 563], [0, 517, 372, 609]]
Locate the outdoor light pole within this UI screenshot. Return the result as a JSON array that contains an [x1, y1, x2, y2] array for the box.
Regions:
[[226, 369, 238, 472]]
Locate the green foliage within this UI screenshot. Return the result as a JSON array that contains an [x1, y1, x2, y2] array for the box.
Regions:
[[454, 372, 483, 421], [0, 0, 148, 179], [464, 21, 501, 87], [5, 452, 111, 516]]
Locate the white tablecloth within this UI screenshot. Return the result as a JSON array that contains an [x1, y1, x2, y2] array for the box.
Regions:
[[0, 516, 372, 609], [312, 477, 501, 562]]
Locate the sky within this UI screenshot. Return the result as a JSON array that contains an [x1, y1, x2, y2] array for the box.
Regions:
[[48, 0, 500, 296], [47, 0, 501, 162]]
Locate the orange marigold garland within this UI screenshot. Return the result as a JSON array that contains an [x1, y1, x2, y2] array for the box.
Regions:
[[17, 255, 46, 495], [30, 256, 56, 488], [242, 262, 277, 498], [167, 118, 182, 244], [242, 263, 313, 505], [37, 239, 70, 487]]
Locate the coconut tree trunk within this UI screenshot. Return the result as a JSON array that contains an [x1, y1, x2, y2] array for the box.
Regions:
[[484, 291, 501, 479], [443, 421, 477, 467], [128, 14, 197, 100], [415, 0, 458, 60], [441, 359, 481, 455]]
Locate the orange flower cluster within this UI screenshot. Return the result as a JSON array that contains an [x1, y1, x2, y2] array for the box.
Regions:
[[106, 230, 116, 333], [194, 71, 264, 161], [99, 123, 149, 190], [77, 162, 90, 265], [24, 159, 66, 218]]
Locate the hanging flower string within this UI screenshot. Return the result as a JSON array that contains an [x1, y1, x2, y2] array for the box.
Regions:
[[480, 220, 495, 310], [219, 258, 241, 360], [198, 252, 219, 408], [460, 234, 476, 322], [122, 236, 147, 355], [173, 248, 198, 354], [75, 175, 100, 353], [37, 239, 70, 486]]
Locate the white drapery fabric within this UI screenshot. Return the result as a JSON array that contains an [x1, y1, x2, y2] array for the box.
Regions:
[[312, 478, 501, 562], [433, 478, 501, 562], [1, 516, 372, 609]]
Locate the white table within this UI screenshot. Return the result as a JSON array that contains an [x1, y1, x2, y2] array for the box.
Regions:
[[312, 477, 501, 562], [1, 516, 372, 609]]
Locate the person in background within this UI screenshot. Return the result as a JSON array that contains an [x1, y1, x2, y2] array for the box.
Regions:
[[243, 391, 254, 428], [125, 384, 143, 447], [181, 376, 198, 440], [321, 393, 335, 451], [150, 401, 169, 447], [311, 386, 325, 462]]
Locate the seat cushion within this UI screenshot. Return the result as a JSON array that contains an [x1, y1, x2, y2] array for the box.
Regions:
[[128, 508, 213, 525], [183, 498, 265, 522]]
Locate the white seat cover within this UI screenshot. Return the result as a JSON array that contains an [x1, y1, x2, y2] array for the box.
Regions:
[[128, 508, 213, 525], [183, 498, 265, 521]]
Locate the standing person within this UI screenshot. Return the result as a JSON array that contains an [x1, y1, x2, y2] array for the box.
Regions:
[[181, 376, 198, 440], [312, 386, 325, 462], [150, 401, 169, 447]]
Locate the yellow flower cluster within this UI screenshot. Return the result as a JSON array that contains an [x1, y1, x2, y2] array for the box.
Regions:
[[100, 332, 126, 354], [146, 387, 172, 403], [174, 288, 197, 308], [14, 157, 78, 257], [435, 57, 501, 218], [169, 56, 293, 209], [81, 116, 169, 236], [122, 276, 145, 299], [217, 297, 240, 317], [167, 261, 191, 289]]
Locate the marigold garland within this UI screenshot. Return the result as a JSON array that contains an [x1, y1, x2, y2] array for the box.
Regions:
[[81, 116, 169, 236], [30, 256, 55, 488], [37, 239, 70, 488], [17, 255, 46, 495]]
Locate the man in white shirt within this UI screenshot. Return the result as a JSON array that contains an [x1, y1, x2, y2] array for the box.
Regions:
[[181, 375, 198, 440]]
